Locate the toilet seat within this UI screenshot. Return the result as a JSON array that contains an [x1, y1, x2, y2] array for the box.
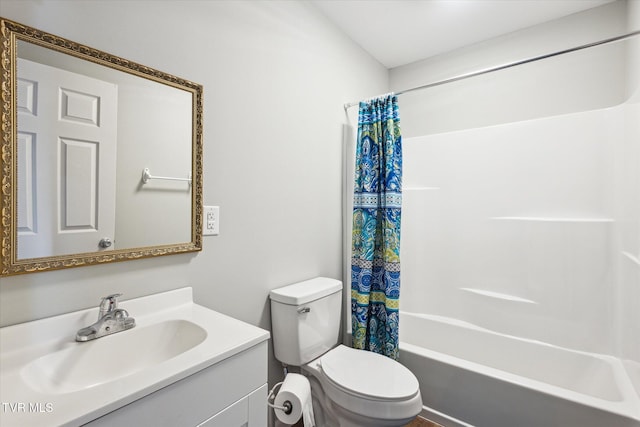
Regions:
[[314, 345, 422, 421], [321, 345, 419, 400]]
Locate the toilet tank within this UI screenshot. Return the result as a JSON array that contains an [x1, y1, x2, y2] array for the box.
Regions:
[[270, 277, 343, 366]]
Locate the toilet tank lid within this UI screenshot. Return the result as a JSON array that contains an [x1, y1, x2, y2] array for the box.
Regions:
[[270, 277, 342, 305]]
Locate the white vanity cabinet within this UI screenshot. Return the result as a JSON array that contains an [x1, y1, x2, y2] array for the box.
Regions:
[[85, 341, 268, 427], [0, 288, 270, 427]]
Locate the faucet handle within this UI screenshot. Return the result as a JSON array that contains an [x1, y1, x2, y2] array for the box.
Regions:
[[99, 293, 122, 318]]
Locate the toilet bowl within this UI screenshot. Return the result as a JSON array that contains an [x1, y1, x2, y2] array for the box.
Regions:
[[302, 345, 422, 427], [270, 278, 422, 427]]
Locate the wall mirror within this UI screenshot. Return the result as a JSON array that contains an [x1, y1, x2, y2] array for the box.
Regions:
[[1, 18, 203, 276]]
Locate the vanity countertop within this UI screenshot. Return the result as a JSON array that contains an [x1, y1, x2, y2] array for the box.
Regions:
[[0, 288, 270, 427]]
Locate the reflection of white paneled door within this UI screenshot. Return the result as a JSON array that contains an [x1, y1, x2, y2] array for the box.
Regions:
[[17, 58, 118, 259]]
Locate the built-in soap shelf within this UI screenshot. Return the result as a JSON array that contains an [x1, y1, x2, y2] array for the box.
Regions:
[[460, 287, 537, 304], [490, 216, 614, 223], [622, 251, 640, 267]]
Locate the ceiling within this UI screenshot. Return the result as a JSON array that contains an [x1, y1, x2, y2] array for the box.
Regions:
[[311, 0, 616, 68]]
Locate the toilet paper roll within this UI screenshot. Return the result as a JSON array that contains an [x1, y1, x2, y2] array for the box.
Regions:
[[274, 373, 314, 426]]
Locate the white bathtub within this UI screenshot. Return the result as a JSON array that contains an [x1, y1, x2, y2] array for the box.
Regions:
[[398, 312, 640, 427]]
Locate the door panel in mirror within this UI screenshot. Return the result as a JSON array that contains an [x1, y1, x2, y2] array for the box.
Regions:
[[17, 58, 118, 259]]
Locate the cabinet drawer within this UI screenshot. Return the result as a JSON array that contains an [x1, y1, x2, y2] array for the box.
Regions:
[[199, 395, 248, 427], [198, 383, 267, 427]]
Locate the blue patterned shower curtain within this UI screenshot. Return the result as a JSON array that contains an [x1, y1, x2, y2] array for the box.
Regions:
[[351, 94, 402, 360]]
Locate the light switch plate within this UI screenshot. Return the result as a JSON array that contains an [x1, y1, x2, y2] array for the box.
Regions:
[[203, 206, 219, 236]]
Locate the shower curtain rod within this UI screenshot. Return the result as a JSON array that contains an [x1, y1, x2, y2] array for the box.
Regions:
[[344, 30, 640, 110]]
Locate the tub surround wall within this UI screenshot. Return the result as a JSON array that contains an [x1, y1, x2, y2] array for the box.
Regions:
[[393, 0, 638, 361], [618, 0, 640, 365], [402, 106, 622, 355], [0, 0, 388, 388]]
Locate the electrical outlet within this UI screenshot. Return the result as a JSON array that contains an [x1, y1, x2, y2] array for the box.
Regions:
[[203, 206, 219, 236]]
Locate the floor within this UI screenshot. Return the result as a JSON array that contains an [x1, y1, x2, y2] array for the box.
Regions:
[[405, 416, 444, 427], [293, 415, 442, 426]]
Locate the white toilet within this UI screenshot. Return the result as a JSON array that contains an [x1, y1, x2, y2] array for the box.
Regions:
[[270, 277, 422, 427]]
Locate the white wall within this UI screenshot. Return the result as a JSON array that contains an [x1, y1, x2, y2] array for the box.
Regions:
[[391, 0, 629, 137], [114, 76, 193, 248], [0, 0, 388, 387], [627, 0, 640, 101]]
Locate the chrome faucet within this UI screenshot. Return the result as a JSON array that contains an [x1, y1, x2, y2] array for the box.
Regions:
[[76, 293, 136, 342]]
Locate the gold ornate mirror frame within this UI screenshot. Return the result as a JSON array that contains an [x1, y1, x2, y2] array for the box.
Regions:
[[1, 18, 203, 276]]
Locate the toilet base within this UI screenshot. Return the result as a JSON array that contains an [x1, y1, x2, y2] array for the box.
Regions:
[[301, 365, 419, 427]]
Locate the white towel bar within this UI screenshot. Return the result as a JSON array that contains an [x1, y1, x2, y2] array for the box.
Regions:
[[141, 168, 192, 185]]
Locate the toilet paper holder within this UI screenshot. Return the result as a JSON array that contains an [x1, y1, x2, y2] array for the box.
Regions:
[[267, 381, 293, 414]]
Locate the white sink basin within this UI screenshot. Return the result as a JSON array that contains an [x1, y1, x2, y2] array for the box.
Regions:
[[22, 319, 207, 394], [0, 288, 270, 427]]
